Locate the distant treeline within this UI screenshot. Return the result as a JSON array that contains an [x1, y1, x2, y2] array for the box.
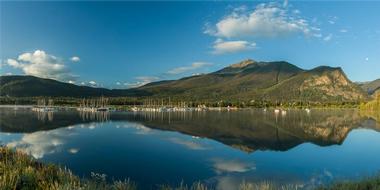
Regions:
[[0, 96, 363, 108]]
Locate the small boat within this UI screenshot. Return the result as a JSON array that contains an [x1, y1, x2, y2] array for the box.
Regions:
[[97, 107, 109, 112], [32, 106, 56, 112], [305, 108, 311, 114]]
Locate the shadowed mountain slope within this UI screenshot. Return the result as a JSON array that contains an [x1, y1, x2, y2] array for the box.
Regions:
[[0, 59, 368, 102]]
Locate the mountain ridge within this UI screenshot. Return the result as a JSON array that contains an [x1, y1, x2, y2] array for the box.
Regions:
[[0, 60, 370, 102], [357, 78, 380, 95], [137, 60, 367, 102]]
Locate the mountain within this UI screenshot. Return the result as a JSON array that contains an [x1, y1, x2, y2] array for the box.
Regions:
[[0, 75, 147, 97], [137, 59, 368, 102], [358, 78, 380, 95], [0, 59, 369, 102]]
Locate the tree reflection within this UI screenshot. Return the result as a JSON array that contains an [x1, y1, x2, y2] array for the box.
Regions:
[[36, 110, 54, 122], [79, 111, 109, 122]]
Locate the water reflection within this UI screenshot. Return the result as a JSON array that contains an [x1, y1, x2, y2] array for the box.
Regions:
[[68, 148, 80, 154], [79, 110, 110, 122], [0, 107, 380, 189], [120, 123, 154, 135], [168, 137, 210, 150], [1, 108, 379, 153], [6, 128, 77, 159], [124, 109, 380, 152], [211, 158, 255, 174], [36, 110, 54, 122]]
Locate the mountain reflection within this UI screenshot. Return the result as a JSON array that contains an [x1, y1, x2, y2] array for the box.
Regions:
[[1, 108, 379, 153], [123, 110, 380, 152]]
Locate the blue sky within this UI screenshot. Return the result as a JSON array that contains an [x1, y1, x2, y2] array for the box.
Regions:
[[1, 1, 379, 88]]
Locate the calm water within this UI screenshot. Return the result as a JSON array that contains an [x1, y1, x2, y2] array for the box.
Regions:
[[1, 107, 380, 189]]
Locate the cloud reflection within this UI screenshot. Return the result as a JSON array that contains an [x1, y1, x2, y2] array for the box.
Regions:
[[169, 137, 209, 150], [68, 148, 79, 154], [121, 123, 153, 135], [7, 129, 76, 159], [211, 158, 255, 174]]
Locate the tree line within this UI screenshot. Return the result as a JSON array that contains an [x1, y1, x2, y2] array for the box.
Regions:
[[0, 96, 364, 108]]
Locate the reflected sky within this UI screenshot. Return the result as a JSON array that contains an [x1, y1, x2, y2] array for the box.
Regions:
[[0, 108, 380, 189]]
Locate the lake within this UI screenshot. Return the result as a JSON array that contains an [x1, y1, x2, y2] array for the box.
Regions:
[[1, 107, 380, 189]]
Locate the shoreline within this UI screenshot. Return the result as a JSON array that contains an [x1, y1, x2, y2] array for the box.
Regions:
[[0, 104, 362, 110]]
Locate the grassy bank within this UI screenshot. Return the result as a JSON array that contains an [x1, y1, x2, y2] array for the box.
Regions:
[[0, 146, 137, 190], [359, 93, 380, 124], [360, 93, 380, 111], [316, 177, 380, 190], [1, 146, 379, 190]]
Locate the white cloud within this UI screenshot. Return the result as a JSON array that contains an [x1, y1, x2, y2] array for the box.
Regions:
[[135, 76, 160, 85], [339, 29, 348, 33], [323, 34, 332, 41], [1, 72, 13, 76], [293, 9, 301, 14], [365, 57, 369, 61], [167, 62, 213, 75], [6, 59, 22, 68], [311, 26, 321, 31], [206, 3, 318, 38], [116, 82, 121, 85], [124, 62, 212, 88], [5, 50, 76, 81], [328, 16, 338, 25], [136, 76, 159, 82], [124, 76, 160, 88], [68, 80, 75, 84], [89, 81, 97, 86], [212, 38, 256, 54], [70, 56, 80, 62]]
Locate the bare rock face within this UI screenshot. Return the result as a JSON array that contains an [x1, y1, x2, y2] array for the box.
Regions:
[[229, 59, 256, 68], [300, 68, 366, 100], [300, 113, 360, 143]]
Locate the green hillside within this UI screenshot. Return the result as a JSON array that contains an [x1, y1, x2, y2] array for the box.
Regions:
[[0, 59, 369, 103], [137, 60, 368, 102], [0, 75, 147, 97]]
